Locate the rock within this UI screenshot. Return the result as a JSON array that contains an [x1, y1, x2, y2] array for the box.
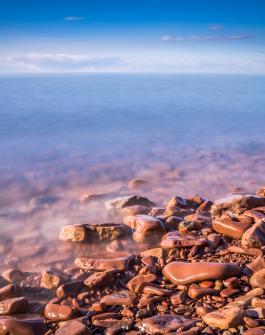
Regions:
[[84, 271, 116, 289], [44, 303, 73, 321], [55, 319, 91, 334], [0, 297, 29, 315], [122, 205, 150, 216], [140, 248, 165, 258], [105, 195, 155, 211], [0, 315, 47, 335], [250, 269, 265, 288], [243, 328, 265, 335], [161, 231, 207, 249], [128, 179, 148, 189], [241, 219, 265, 248], [211, 195, 265, 218], [2, 269, 25, 284], [56, 281, 84, 298], [142, 284, 171, 296], [0, 285, 20, 302], [124, 215, 165, 243], [105, 318, 134, 335], [59, 223, 131, 242], [100, 290, 136, 307], [75, 256, 134, 271], [92, 313, 122, 328], [203, 288, 263, 329], [138, 314, 197, 334], [126, 274, 157, 293], [170, 291, 187, 305], [252, 297, 265, 308], [212, 215, 250, 239], [163, 261, 241, 285], [40, 271, 64, 289], [188, 285, 217, 300]]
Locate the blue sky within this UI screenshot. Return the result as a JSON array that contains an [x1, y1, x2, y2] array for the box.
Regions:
[[0, 0, 265, 73]]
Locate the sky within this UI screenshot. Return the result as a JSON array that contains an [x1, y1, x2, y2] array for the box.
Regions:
[[0, 0, 265, 74]]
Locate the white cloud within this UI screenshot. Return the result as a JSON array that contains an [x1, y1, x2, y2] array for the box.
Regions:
[[209, 24, 223, 30], [161, 34, 253, 42], [64, 16, 85, 22]]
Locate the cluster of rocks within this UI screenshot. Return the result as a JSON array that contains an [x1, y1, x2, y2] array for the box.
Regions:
[[1, 190, 265, 334]]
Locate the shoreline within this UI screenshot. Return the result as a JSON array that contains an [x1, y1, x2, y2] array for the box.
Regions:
[[1, 188, 265, 333]]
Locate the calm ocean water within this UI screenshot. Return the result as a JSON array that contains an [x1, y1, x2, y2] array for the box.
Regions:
[[0, 74, 265, 201]]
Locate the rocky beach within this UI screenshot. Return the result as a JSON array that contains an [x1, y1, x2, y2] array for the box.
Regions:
[[1, 182, 265, 334]]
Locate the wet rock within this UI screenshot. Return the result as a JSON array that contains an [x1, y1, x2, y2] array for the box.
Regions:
[[0, 314, 47, 335], [56, 280, 84, 298], [212, 215, 250, 239], [163, 261, 241, 285], [243, 328, 265, 335], [92, 313, 122, 328], [105, 318, 134, 335], [250, 269, 265, 288], [161, 231, 207, 249], [0, 285, 20, 302], [138, 314, 197, 334], [122, 205, 150, 216], [75, 256, 134, 271], [84, 270, 116, 289], [142, 284, 171, 296], [105, 195, 155, 211], [241, 219, 265, 248], [126, 274, 157, 293], [44, 303, 74, 321], [211, 195, 265, 218], [188, 285, 218, 300], [124, 215, 165, 243], [40, 271, 64, 289], [0, 297, 29, 315], [59, 223, 131, 242], [101, 290, 136, 307], [170, 291, 187, 305], [55, 319, 91, 335]]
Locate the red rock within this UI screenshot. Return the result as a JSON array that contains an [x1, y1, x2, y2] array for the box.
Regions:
[[241, 219, 265, 248], [0, 297, 29, 315], [124, 215, 165, 243], [100, 290, 136, 307], [250, 269, 265, 288], [242, 327, 265, 335], [0, 314, 47, 335], [56, 281, 84, 298], [188, 285, 217, 300], [0, 285, 20, 302], [55, 319, 91, 334], [212, 215, 250, 239], [75, 256, 134, 271], [84, 271, 116, 289], [170, 291, 187, 305], [163, 261, 241, 285], [126, 274, 157, 293], [44, 303, 73, 321], [161, 231, 207, 249]]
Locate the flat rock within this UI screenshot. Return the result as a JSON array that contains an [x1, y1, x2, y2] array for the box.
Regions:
[[243, 327, 265, 335], [75, 256, 134, 271], [105, 195, 155, 210], [59, 223, 131, 242], [163, 261, 241, 285], [126, 274, 157, 293], [124, 215, 165, 243], [138, 314, 197, 334], [0, 314, 47, 335], [241, 219, 265, 248], [84, 271, 116, 289], [56, 281, 84, 298], [0, 285, 20, 302], [250, 269, 265, 288], [161, 231, 207, 249], [44, 303, 73, 321], [0, 297, 29, 315], [55, 319, 91, 335], [100, 290, 136, 307], [211, 195, 265, 218], [212, 215, 250, 239]]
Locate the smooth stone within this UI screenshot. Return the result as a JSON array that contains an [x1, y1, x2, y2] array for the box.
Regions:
[[0, 314, 47, 335], [163, 261, 241, 285], [75, 256, 134, 271], [188, 285, 218, 300], [122, 205, 150, 216], [44, 303, 73, 321], [212, 215, 250, 239], [170, 291, 187, 305], [241, 220, 265, 248], [100, 290, 136, 307], [139, 315, 197, 334], [0, 285, 20, 302], [105, 195, 155, 211], [55, 319, 91, 335], [252, 297, 265, 308], [59, 223, 130, 242], [161, 231, 207, 249], [124, 215, 166, 243], [84, 271, 116, 289], [0, 297, 29, 315], [211, 195, 265, 218], [56, 281, 84, 298], [250, 269, 265, 288], [126, 274, 157, 293], [243, 327, 265, 335]]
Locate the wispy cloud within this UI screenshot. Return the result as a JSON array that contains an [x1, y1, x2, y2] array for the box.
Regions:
[[0, 53, 126, 73], [161, 34, 254, 42], [208, 24, 223, 30], [64, 16, 85, 22]]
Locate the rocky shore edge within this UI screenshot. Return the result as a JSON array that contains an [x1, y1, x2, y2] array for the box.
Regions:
[[1, 189, 265, 334]]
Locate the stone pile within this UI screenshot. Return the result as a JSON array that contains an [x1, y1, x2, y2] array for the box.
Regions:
[[1, 190, 265, 334]]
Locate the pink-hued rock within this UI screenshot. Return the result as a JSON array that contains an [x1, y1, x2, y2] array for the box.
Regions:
[[241, 219, 265, 248], [161, 231, 207, 249], [0, 315, 47, 335], [213, 215, 250, 239], [163, 261, 241, 285]]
